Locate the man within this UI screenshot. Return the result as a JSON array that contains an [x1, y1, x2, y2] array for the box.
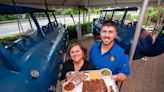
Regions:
[[89, 21, 130, 81]]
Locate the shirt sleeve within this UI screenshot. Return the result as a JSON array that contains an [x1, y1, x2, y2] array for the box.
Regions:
[[117, 54, 130, 76]]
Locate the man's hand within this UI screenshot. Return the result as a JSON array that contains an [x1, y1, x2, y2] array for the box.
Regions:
[[112, 73, 128, 81]]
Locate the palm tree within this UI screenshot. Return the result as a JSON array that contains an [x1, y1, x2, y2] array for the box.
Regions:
[[146, 7, 164, 34]]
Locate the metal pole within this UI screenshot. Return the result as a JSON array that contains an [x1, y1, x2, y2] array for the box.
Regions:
[[45, 11, 55, 31], [52, 12, 58, 26], [83, 9, 85, 23], [30, 13, 45, 38], [105, 11, 108, 19], [129, 0, 149, 64], [121, 11, 127, 27], [111, 11, 114, 20], [16, 15, 22, 34], [28, 15, 33, 29], [79, 8, 80, 24], [70, 14, 76, 25], [88, 8, 91, 21]]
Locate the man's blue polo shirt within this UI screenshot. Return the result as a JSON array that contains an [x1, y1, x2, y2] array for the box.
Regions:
[[89, 41, 130, 76]]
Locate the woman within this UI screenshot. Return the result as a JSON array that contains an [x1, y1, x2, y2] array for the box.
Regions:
[[60, 41, 95, 80]]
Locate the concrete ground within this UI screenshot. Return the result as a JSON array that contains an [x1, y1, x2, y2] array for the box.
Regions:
[[80, 33, 164, 92], [121, 54, 164, 92]]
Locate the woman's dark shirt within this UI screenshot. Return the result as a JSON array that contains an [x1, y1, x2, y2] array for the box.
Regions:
[[60, 59, 96, 80]]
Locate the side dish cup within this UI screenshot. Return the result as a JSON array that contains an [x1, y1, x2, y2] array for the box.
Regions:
[[63, 81, 76, 92], [100, 68, 112, 77]]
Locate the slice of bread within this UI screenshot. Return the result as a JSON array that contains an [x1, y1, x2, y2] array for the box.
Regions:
[[89, 70, 100, 80]]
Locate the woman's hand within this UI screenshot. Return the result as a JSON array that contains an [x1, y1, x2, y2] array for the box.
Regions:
[[66, 72, 71, 81]]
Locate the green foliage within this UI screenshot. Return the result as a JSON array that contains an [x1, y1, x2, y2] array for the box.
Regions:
[[63, 8, 79, 15], [143, 7, 164, 29], [71, 9, 79, 14], [106, 14, 112, 19], [162, 30, 164, 34], [0, 35, 20, 46], [146, 7, 164, 23], [63, 8, 73, 15], [53, 10, 62, 15], [54, 8, 79, 15], [35, 13, 46, 18], [67, 24, 77, 40], [113, 14, 124, 21], [81, 22, 91, 34], [0, 15, 16, 21], [124, 13, 139, 24], [147, 7, 159, 17], [126, 14, 132, 20], [67, 22, 91, 40], [130, 14, 138, 20], [0, 8, 102, 21], [91, 8, 101, 13]]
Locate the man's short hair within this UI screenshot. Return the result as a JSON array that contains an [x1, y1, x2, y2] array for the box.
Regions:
[[102, 20, 117, 31]]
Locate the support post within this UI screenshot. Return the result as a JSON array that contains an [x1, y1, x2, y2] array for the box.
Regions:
[[129, 0, 149, 64], [121, 11, 128, 27], [45, 11, 55, 31], [52, 12, 58, 26], [83, 9, 85, 23], [28, 15, 33, 29], [88, 8, 91, 21], [76, 8, 82, 40], [30, 13, 45, 38], [111, 11, 114, 20], [105, 11, 107, 19]]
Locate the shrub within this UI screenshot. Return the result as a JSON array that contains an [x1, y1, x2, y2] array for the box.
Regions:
[[81, 22, 91, 35], [67, 24, 77, 40], [0, 35, 20, 46], [67, 22, 92, 40]]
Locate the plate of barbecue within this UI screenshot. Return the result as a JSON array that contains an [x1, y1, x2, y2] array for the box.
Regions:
[[62, 70, 119, 92]]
